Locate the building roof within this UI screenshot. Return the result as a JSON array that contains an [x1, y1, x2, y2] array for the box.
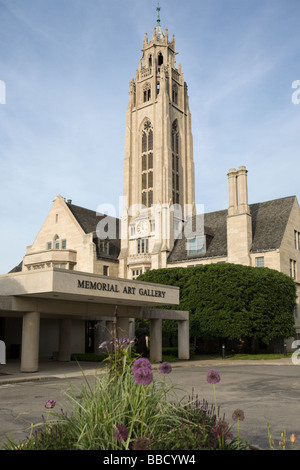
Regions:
[[9, 195, 297, 272], [67, 202, 121, 262], [167, 196, 297, 264]]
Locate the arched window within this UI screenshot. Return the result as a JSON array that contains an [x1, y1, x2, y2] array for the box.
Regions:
[[143, 83, 151, 103], [171, 120, 180, 204], [172, 84, 178, 105], [54, 235, 60, 249], [141, 120, 154, 208], [158, 52, 164, 66]]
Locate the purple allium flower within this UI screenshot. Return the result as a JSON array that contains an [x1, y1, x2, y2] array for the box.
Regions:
[[115, 338, 135, 349], [232, 409, 245, 422], [134, 367, 153, 386], [159, 361, 172, 374], [132, 358, 152, 374], [206, 369, 221, 384], [131, 436, 152, 450], [214, 420, 233, 440], [45, 400, 56, 409], [99, 340, 113, 350], [114, 424, 129, 441]]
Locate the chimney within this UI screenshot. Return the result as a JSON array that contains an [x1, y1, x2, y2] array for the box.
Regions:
[[227, 166, 249, 215], [227, 168, 238, 216], [227, 166, 252, 265], [237, 166, 249, 214]]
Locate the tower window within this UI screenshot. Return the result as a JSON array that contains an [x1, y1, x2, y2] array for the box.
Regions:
[[172, 85, 178, 105], [158, 52, 164, 66], [143, 83, 151, 102], [137, 238, 149, 254], [171, 120, 180, 204], [141, 121, 154, 208]]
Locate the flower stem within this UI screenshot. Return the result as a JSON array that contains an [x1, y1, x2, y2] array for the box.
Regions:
[[213, 384, 218, 421], [125, 384, 141, 450]]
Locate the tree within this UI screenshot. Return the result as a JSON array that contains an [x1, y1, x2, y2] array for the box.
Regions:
[[138, 264, 296, 345]]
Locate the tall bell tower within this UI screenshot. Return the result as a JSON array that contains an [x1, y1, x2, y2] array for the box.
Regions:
[[119, 5, 195, 279]]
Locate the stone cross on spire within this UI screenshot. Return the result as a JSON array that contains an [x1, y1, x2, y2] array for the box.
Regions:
[[156, 2, 161, 25]]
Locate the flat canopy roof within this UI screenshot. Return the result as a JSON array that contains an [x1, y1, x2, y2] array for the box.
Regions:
[[0, 268, 179, 308]]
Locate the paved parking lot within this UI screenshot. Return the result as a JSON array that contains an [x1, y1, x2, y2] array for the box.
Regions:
[[0, 358, 299, 450]]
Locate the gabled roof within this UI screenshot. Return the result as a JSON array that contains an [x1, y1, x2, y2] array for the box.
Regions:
[[66, 202, 121, 262], [167, 196, 297, 264]]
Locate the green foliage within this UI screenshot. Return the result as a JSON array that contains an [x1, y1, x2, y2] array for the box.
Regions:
[[138, 264, 297, 344]]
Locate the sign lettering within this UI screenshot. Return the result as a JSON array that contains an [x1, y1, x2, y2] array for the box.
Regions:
[[77, 279, 166, 299]]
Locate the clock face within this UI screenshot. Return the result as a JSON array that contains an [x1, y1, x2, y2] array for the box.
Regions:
[[136, 220, 148, 235]]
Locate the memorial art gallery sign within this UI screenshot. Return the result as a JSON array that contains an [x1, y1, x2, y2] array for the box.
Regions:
[[77, 278, 167, 299]]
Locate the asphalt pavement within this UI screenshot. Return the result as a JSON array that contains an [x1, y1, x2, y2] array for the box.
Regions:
[[0, 357, 299, 451]]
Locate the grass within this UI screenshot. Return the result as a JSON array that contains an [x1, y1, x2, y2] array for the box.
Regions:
[[223, 353, 291, 361], [70, 351, 291, 364], [2, 358, 246, 451]]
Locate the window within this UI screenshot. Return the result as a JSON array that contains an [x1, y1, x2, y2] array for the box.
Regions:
[[103, 265, 109, 276], [294, 230, 300, 250], [61, 239, 67, 249], [141, 120, 154, 208], [137, 238, 149, 254], [255, 257, 265, 267], [290, 259, 297, 279], [143, 83, 151, 103], [158, 52, 163, 66], [99, 240, 109, 255], [156, 81, 160, 97], [47, 242, 52, 250], [132, 269, 143, 280], [171, 120, 180, 204], [54, 235, 60, 249], [187, 236, 205, 255], [172, 85, 178, 105]]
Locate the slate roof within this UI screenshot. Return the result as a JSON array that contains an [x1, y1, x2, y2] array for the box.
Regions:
[[8, 196, 297, 272], [67, 202, 121, 262], [167, 196, 297, 264]]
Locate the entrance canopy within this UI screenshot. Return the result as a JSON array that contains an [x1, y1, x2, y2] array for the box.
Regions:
[[0, 268, 189, 372]]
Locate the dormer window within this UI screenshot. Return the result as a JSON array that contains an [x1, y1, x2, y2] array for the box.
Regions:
[[99, 240, 110, 255], [186, 235, 206, 255]]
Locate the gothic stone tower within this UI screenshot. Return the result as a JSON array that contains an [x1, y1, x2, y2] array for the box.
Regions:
[[119, 9, 195, 279]]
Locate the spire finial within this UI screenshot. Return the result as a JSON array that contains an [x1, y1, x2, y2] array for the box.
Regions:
[[156, 2, 161, 25]]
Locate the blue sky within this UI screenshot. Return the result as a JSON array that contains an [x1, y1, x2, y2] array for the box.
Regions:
[[0, 0, 300, 273]]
